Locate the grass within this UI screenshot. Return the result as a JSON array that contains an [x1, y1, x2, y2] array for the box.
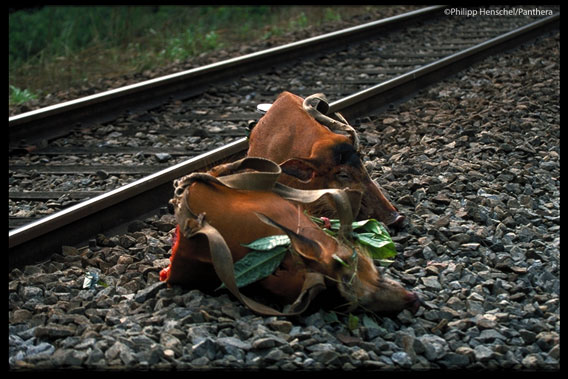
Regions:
[[9, 85, 38, 105], [9, 6, 378, 107]]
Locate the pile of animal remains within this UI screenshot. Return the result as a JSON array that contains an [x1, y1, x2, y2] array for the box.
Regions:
[[159, 92, 421, 316]]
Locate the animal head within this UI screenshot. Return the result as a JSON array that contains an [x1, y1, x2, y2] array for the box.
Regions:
[[256, 212, 421, 315], [247, 91, 404, 228]]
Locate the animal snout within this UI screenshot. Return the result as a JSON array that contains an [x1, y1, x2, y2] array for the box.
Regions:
[[388, 211, 405, 230], [405, 291, 422, 314]]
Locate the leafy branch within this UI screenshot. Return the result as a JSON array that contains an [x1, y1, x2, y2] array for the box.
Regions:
[[311, 217, 397, 264], [220, 218, 397, 290]]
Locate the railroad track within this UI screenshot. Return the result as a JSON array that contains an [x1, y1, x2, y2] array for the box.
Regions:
[[9, 6, 559, 269]]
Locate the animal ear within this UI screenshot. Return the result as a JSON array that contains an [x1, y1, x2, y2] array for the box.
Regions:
[[255, 212, 323, 262], [280, 158, 318, 183]]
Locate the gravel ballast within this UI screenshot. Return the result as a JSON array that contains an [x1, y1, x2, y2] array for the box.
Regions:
[[9, 31, 559, 370]]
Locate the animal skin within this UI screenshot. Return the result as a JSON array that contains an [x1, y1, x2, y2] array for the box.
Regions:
[[161, 162, 421, 315], [247, 91, 404, 228]]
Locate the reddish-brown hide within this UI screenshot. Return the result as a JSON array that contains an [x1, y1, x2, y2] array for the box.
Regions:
[[162, 167, 420, 315], [247, 91, 404, 228]]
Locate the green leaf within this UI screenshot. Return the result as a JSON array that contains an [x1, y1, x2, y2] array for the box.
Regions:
[[329, 219, 341, 230], [217, 246, 288, 290], [375, 220, 391, 237], [97, 279, 109, 288], [226, 217, 397, 292], [347, 313, 359, 331], [359, 242, 397, 261], [352, 219, 380, 234], [311, 216, 397, 259], [379, 243, 397, 259], [357, 233, 392, 248], [321, 310, 340, 324], [355, 233, 397, 260], [319, 218, 382, 233], [241, 234, 290, 251]]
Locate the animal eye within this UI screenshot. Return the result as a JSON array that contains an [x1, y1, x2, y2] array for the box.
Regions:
[[336, 171, 351, 182], [342, 273, 355, 286]]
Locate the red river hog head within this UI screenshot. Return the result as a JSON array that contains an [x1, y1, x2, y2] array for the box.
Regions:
[[247, 91, 404, 229]]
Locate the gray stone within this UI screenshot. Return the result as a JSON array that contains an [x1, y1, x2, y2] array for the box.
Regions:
[[306, 343, 336, 352], [59, 336, 81, 348], [446, 296, 466, 311], [473, 345, 494, 361], [118, 234, 137, 248], [106, 343, 136, 366], [52, 348, 86, 366], [191, 356, 210, 367], [128, 220, 148, 233], [394, 330, 416, 359], [415, 334, 448, 360], [160, 333, 182, 354], [22, 286, 43, 300], [421, 276, 442, 290], [535, 331, 559, 352], [477, 329, 505, 343], [25, 342, 55, 360], [439, 352, 470, 368], [391, 351, 413, 368], [522, 353, 543, 369], [264, 348, 289, 363], [548, 345, 560, 360], [217, 336, 252, 351], [192, 337, 217, 361], [351, 348, 369, 361], [303, 311, 326, 328], [11, 309, 32, 324], [187, 325, 215, 344], [135, 281, 167, 303], [267, 320, 293, 334], [131, 334, 156, 348], [474, 314, 498, 329], [155, 153, 172, 162], [136, 346, 163, 365], [455, 346, 475, 360], [466, 300, 485, 315], [311, 350, 340, 365], [34, 325, 76, 339], [252, 336, 286, 350], [84, 347, 106, 367]]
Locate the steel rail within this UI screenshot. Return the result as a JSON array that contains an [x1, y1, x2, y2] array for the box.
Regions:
[[8, 5, 445, 148], [330, 13, 559, 118], [9, 11, 559, 269], [9, 138, 248, 268]]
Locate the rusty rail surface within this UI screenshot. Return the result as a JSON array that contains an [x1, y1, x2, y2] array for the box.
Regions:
[[9, 11, 559, 269]]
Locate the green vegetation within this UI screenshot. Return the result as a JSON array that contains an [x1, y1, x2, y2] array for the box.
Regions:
[[9, 6, 275, 68], [10, 6, 375, 106], [221, 217, 397, 291], [9, 85, 38, 105]]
